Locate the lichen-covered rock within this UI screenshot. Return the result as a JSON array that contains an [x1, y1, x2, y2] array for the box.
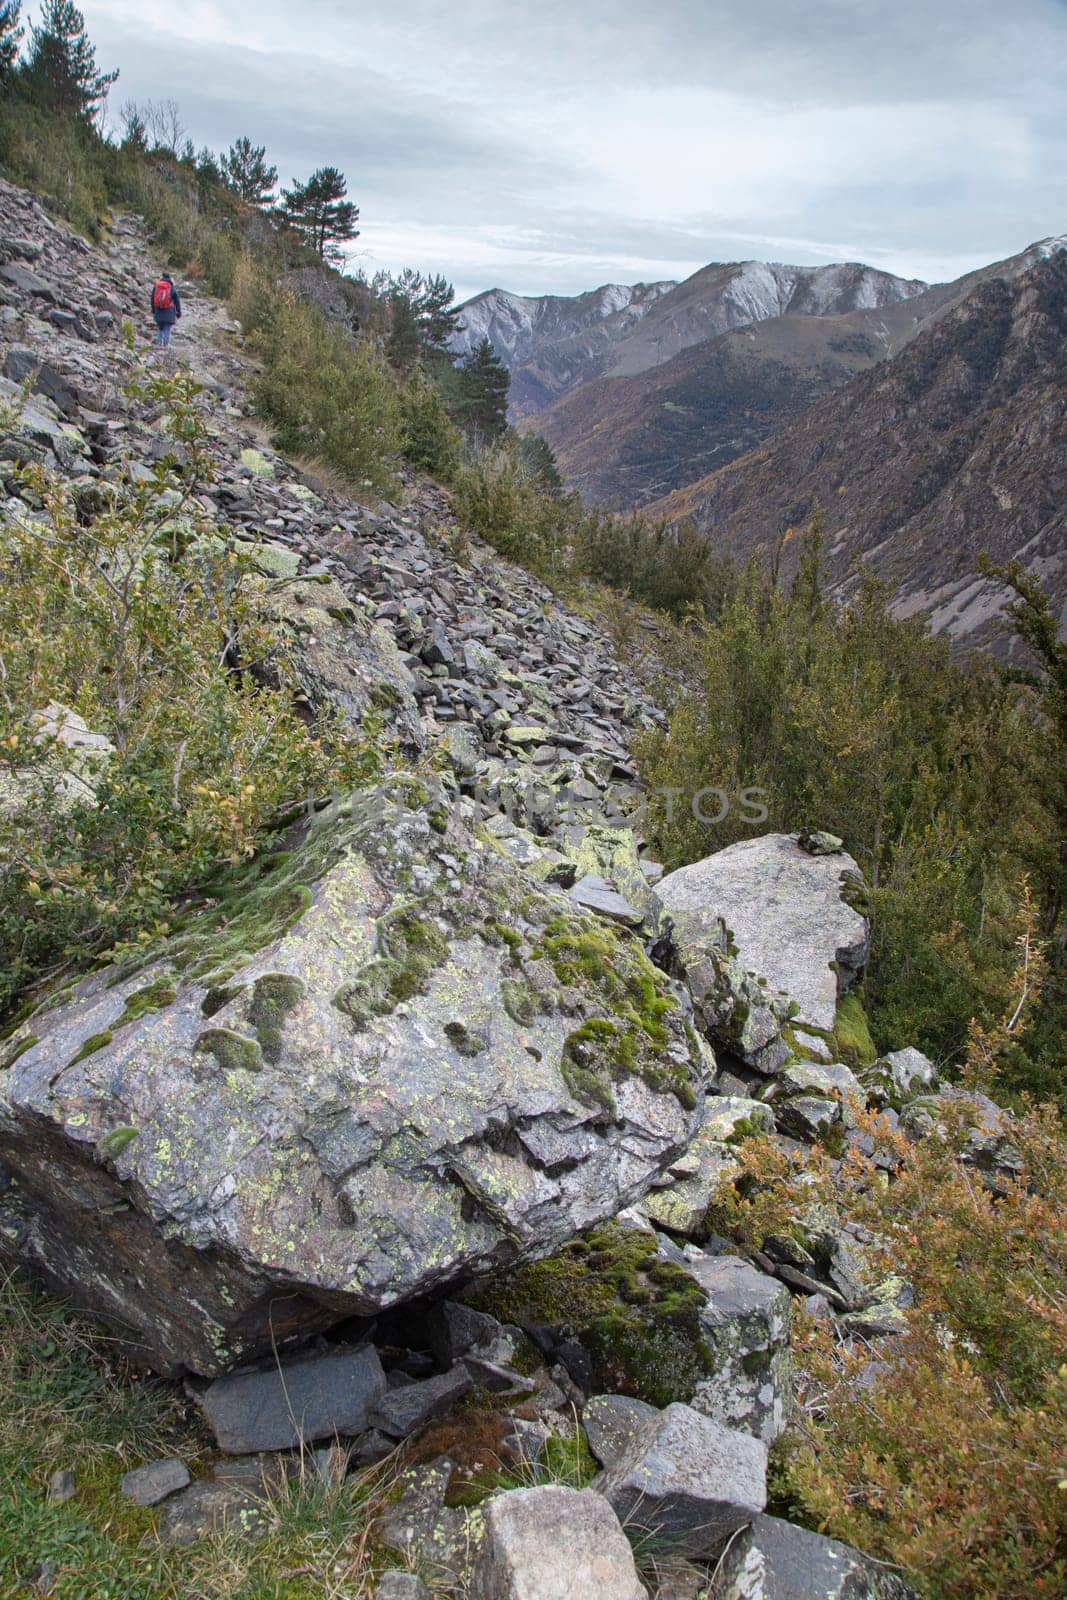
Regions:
[[685, 1255, 792, 1443], [655, 834, 870, 1072], [0, 783, 705, 1374], [706, 1513, 920, 1599], [254, 574, 424, 751], [469, 1485, 648, 1600]]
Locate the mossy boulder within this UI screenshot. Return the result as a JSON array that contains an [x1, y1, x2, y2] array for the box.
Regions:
[[467, 1220, 713, 1408], [0, 782, 705, 1376]]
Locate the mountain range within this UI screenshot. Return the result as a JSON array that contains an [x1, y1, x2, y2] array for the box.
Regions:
[[453, 237, 1066, 655]]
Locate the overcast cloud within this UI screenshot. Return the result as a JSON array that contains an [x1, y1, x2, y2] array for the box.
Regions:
[[74, 0, 1067, 300]]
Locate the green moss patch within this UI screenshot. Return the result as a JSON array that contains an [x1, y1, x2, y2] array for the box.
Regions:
[[193, 1027, 264, 1073], [832, 992, 877, 1067], [468, 1221, 712, 1407], [247, 973, 304, 1063], [534, 916, 694, 1112]]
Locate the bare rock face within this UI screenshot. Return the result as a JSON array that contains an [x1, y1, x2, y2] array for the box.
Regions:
[[655, 833, 870, 1071], [0, 783, 705, 1375]]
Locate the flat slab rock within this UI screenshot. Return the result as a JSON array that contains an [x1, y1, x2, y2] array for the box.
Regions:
[[0, 785, 704, 1374], [197, 1344, 386, 1453], [707, 1513, 920, 1599], [468, 1485, 648, 1600], [655, 834, 869, 1058]]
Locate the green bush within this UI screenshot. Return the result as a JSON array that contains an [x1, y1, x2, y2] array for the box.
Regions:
[[0, 370, 374, 1019], [252, 300, 403, 491], [399, 367, 464, 477]]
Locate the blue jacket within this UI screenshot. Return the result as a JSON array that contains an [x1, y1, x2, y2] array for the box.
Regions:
[[150, 278, 182, 326]]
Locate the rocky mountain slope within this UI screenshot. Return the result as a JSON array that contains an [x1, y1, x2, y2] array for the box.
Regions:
[[452, 258, 925, 421], [0, 177, 1036, 1592], [530, 236, 1067, 511], [648, 248, 1067, 657]]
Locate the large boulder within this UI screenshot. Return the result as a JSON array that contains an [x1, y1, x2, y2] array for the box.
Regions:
[[0, 782, 706, 1374], [706, 1513, 920, 1599], [655, 834, 870, 1072]]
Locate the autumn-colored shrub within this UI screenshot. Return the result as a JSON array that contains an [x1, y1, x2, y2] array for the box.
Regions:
[[709, 969, 1066, 1600]]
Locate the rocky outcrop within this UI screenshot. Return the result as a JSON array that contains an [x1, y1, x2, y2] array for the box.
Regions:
[[0, 782, 705, 1374], [655, 833, 870, 1071]]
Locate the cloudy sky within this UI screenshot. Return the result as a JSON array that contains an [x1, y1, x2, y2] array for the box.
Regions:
[[75, 0, 1067, 301]]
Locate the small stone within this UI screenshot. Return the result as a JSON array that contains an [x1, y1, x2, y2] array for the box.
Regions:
[[570, 874, 643, 926], [47, 1468, 76, 1504], [375, 1576, 431, 1600], [798, 829, 844, 855], [595, 1401, 767, 1559], [583, 1393, 660, 1468], [158, 1481, 265, 1546], [706, 1512, 920, 1598], [120, 1457, 191, 1506], [197, 1344, 386, 1453], [369, 1364, 472, 1439]]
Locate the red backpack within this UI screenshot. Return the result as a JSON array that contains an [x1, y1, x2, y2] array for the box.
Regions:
[[152, 278, 173, 311]]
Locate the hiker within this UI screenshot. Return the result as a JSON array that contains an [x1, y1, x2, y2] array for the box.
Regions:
[[150, 273, 181, 348]]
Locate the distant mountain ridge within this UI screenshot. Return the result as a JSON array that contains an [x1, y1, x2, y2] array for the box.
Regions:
[[647, 247, 1067, 659], [530, 236, 1066, 511], [452, 258, 926, 421]]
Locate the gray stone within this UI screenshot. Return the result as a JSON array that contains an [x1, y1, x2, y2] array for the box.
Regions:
[[369, 1365, 472, 1438], [376, 1457, 472, 1585], [0, 784, 703, 1375], [469, 1485, 647, 1600], [570, 873, 643, 926], [655, 834, 869, 1069], [686, 1255, 792, 1443], [642, 1097, 770, 1236], [428, 1299, 502, 1363], [47, 1469, 76, 1504], [881, 1047, 938, 1098], [706, 1513, 920, 1598], [583, 1393, 660, 1468], [779, 1061, 863, 1101], [197, 1345, 386, 1453], [502, 1417, 552, 1465], [374, 1576, 431, 1600], [120, 1457, 191, 1506], [775, 1096, 839, 1141], [158, 1481, 264, 1546], [0, 261, 56, 299], [595, 1401, 767, 1559]]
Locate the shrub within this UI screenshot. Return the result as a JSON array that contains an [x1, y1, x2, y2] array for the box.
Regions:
[[399, 367, 463, 478], [0, 369, 374, 1018], [707, 954, 1067, 1600], [252, 300, 403, 491]]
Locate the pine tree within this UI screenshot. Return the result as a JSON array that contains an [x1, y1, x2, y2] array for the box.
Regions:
[[278, 167, 359, 262], [0, 0, 22, 83], [453, 338, 510, 442], [383, 269, 460, 371], [222, 136, 278, 207], [21, 0, 117, 116]]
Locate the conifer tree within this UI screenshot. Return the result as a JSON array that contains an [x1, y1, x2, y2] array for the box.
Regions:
[[383, 269, 460, 371], [0, 0, 22, 84], [453, 337, 510, 442], [222, 136, 278, 207], [278, 167, 359, 262], [21, 0, 117, 116]]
